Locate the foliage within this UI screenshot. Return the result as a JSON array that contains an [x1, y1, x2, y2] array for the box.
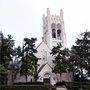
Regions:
[[13, 82, 44, 85], [65, 81, 90, 90], [55, 81, 66, 86], [20, 38, 38, 82], [0, 32, 41, 83], [0, 32, 15, 84], [70, 31, 90, 81], [51, 43, 70, 81], [0, 32, 14, 67], [0, 65, 8, 84], [0, 32, 40, 83], [0, 85, 51, 90]]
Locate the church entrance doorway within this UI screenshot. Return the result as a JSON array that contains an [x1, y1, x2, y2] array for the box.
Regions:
[[43, 73, 50, 84], [44, 78, 50, 83]]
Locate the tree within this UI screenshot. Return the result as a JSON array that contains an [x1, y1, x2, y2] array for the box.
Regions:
[[20, 38, 38, 82], [0, 32, 15, 84], [70, 31, 90, 81], [51, 43, 70, 82], [6, 46, 23, 84], [0, 65, 7, 84], [0, 32, 14, 67], [69, 46, 87, 82]]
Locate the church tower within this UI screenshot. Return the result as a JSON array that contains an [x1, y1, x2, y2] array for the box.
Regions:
[[43, 8, 67, 49]]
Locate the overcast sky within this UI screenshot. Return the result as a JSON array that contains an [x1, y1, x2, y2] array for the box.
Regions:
[[0, 0, 90, 48]]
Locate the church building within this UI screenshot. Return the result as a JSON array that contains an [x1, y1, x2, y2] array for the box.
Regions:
[[35, 8, 72, 85], [13, 8, 72, 85]]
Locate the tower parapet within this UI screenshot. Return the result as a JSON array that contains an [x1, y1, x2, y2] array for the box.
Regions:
[[43, 8, 67, 49]]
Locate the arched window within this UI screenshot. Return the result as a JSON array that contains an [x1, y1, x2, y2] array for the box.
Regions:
[[51, 23, 56, 29], [51, 23, 56, 38], [57, 29, 61, 39], [57, 23, 61, 39], [52, 29, 56, 38], [44, 73, 50, 78], [57, 23, 61, 29]]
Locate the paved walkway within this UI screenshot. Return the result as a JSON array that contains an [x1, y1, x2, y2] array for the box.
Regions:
[[56, 87, 67, 90]]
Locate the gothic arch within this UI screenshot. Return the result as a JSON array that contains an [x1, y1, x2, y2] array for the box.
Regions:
[[51, 23, 56, 38], [57, 23, 61, 39], [44, 73, 50, 78], [57, 23, 61, 30], [51, 23, 56, 29], [43, 71, 52, 78]]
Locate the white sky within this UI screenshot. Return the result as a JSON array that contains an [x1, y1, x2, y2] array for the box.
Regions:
[[0, 0, 90, 48]]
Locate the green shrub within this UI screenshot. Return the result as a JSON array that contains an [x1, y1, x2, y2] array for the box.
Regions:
[[83, 85, 90, 90], [51, 87, 56, 90], [65, 82, 90, 90], [14, 82, 44, 85], [0, 85, 51, 90]]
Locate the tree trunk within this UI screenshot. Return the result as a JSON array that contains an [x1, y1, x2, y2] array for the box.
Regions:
[[11, 60, 14, 85], [80, 66, 83, 90], [11, 70, 14, 84], [87, 58, 90, 76], [72, 70, 75, 81], [34, 62, 38, 82], [34, 73, 37, 82], [56, 74, 59, 82], [60, 73, 62, 82], [25, 75, 27, 82]]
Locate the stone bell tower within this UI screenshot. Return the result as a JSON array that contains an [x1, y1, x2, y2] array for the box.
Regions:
[[43, 8, 67, 49]]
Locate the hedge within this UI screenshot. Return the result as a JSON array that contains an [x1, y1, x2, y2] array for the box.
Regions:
[[65, 82, 90, 90], [13, 82, 44, 85], [83, 85, 90, 90], [0, 85, 55, 90]]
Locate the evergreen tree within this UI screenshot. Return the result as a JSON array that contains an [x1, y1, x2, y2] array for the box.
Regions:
[[70, 31, 90, 81], [20, 38, 38, 82], [0, 32, 14, 67], [51, 43, 70, 82], [0, 32, 15, 84]]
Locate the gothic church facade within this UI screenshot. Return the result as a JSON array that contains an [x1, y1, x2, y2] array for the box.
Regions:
[[35, 8, 72, 85], [14, 8, 72, 85]]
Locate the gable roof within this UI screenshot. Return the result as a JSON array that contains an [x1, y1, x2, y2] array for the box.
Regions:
[[36, 41, 51, 50], [36, 42, 42, 49], [38, 63, 53, 74], [37, 63, 46, 74]]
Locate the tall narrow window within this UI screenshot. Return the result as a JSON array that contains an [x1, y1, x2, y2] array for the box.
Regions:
[[57, 23, 61, 39], [57, 29, 61, 39], [45, 51, 47, 61], [51, 23, 56, 38], [52, 29, 56, 38], [43, 50, 47, 61]]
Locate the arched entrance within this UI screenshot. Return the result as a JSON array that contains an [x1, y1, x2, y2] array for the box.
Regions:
[[43, 73, 50, 83]]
